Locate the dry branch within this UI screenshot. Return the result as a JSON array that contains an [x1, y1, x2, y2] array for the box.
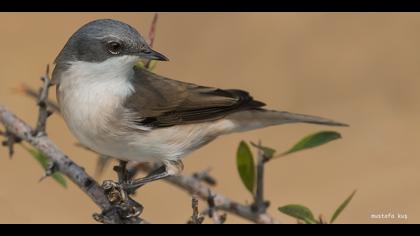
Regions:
[[133, 163, 279, 224]]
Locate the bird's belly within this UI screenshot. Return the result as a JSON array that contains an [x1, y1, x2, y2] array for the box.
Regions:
[[72, 119, 236, 163], [62, 109, 236, 162], [125, 119, 236, 162]]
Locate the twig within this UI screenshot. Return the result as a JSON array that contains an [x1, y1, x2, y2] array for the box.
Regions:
[[187, 195, 205, 224], [0, 106, 148, 224], [34, 65, 53, 136], [134, 163, 279, 224], [147, 13, 158, 48], [253, 140, 270, 214], [145, 13, 159, 69]]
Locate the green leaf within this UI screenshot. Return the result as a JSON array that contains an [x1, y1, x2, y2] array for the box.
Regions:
[[22, 145, 68, 188], [330, 190, 357, 223], [250, 142, 276, 159], [280, 131, 342, 157], [278, 204, 317, 224], [236, 141, 255, 194]]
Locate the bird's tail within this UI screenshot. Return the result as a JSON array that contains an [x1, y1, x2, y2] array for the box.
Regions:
[[225, 109, 348, 133]]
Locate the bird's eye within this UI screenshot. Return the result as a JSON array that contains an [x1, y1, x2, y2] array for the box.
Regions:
[[107, 41, 122, 55]]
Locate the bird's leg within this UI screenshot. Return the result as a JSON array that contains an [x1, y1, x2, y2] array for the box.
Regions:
[[124, 160, 184, 192], [114, 160, 130, 183]]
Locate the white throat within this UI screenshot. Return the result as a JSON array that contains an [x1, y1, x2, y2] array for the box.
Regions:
[[60, 55, 138, 84], [57, 55, 139, 99]]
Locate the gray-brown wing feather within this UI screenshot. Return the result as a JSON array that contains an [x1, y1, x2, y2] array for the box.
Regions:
[[124, 67, 265, 128]]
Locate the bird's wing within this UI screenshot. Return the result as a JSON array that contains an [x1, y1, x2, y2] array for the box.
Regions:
[[124, 66, 266, 128]]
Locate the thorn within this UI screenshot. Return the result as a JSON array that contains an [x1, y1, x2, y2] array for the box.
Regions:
[[47, 110, 54, 118], [39, 161, 57, 182], [38, 175, 48, 183]]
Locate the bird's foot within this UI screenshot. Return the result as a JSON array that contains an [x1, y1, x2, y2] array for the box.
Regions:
[[98, 161, 143, 222], [101, 180, 143, 220]]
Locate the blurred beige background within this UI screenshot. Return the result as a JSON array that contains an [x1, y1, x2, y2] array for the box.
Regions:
[[0, 13, 419, 224]]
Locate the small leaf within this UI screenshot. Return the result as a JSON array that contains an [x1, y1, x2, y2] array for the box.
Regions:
[[236, 141, 255, 194], [250, 142, 276, 159], [278, 204, 317, 224], [280, 131, 342, 157], [22, 145, 67, 188], [330, 190, 357, 223]]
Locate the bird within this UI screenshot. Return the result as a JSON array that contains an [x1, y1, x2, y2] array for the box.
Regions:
[[52, 19, 347, 189]]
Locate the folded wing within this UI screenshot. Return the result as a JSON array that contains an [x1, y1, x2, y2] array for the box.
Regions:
[[124, 67, 266, 128]]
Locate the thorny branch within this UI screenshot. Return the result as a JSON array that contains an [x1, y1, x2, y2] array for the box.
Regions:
[[34, 65, 53, 136]]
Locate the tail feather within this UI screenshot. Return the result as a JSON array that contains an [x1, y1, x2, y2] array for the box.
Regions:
[[225, 109, 348, 133], [274, 111, 349, 127]]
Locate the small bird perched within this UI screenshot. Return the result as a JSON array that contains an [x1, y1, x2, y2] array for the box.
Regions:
[[53, 19, 347, 189]]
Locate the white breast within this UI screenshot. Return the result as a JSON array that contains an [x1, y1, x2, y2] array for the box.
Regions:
[[57, 56, 138, 158]]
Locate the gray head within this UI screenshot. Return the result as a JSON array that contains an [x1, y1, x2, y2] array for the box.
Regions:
[[55, 19, 168, 64]]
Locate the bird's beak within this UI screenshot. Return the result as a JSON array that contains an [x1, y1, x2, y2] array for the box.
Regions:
[[137, 48, 169, 61]]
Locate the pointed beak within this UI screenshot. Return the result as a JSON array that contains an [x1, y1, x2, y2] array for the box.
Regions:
[[137, 48, 169, 61]]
